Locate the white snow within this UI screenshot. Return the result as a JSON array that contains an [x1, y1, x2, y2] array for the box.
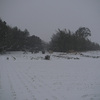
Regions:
[[0, 51, 100, 100]]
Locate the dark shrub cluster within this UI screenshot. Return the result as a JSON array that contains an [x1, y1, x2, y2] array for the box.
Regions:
[[49, 28, 100, 52], [0, 18, 43, 53]]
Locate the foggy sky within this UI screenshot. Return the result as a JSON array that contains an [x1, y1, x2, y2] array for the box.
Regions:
[[0, 0, 100, 43]]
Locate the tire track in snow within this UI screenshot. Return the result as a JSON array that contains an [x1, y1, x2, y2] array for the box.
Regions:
[[11, 65, 39, 100], [16, 65, 66, 100], [6, 64, 20, 100], [0, 65, 2, 99], [0, 63, 15, 100], [15, 65, 62, 100], [6, 70, 17, 100], [6, 63, 36, 100], [15, 67, 54, 100], [15, 71, 37, 100]]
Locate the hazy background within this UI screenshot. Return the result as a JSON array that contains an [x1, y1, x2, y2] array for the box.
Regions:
[[0, 0, 100, 43]]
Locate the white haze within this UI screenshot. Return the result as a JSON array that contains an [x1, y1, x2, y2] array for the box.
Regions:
[[0, 0, 100, 43]]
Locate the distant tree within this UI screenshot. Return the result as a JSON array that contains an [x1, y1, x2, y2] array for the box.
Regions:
[[0, 19, 8, 52], [23, 29, 29, 37], [75, 27, 91, 39], [50, 29, 73, 52], [26, 35, 43, 52]]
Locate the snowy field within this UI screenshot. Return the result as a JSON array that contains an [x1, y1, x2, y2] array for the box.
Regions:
[[0, 51, 100, 100]]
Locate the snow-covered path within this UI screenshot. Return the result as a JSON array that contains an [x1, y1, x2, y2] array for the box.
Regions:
[[0, 51, 100, 100]]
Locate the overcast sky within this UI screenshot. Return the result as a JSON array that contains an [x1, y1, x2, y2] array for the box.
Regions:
[[0, 0, 100, 43]]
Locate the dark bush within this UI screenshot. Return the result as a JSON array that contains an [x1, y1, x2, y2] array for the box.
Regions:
[[42, 50, 45, 54], [45, 55, 50, 60]]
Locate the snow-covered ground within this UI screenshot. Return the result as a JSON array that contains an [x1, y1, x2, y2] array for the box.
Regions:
[[0, 51, 100, 100]]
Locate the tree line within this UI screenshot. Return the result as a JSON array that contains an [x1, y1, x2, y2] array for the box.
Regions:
[[0, 18, 100, 53], [0, 18, 43, 53], [49, 28, 100, 52]]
